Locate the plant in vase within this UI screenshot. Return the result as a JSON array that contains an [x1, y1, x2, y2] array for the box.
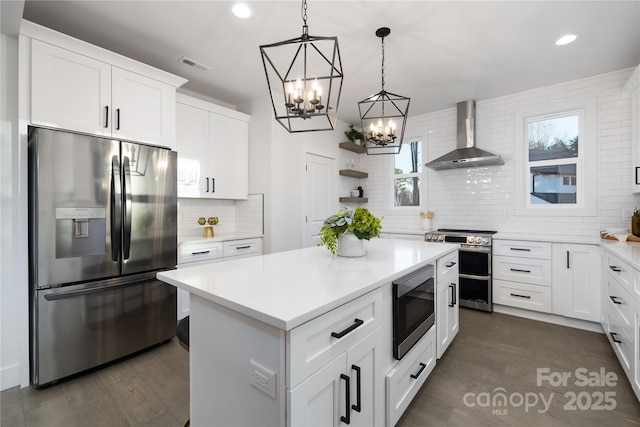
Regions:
[[344, 124, 367, 146], [633, 208, 640, 237], [318, 207, 382, 256], [198, 216, 219, 237]]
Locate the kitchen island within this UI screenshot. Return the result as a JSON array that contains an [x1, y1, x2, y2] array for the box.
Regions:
[[158, 238, 458, 426]]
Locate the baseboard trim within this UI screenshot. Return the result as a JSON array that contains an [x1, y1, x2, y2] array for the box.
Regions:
[[492, 304, 603, 333], [1, 362, 22, 391]]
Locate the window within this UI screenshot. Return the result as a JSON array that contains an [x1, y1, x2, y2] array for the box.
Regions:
[[515, 98, 597, 216], [392, 140, 421, 207]]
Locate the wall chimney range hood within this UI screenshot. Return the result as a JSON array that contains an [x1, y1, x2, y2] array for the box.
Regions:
[[425, 100, 504, 170]]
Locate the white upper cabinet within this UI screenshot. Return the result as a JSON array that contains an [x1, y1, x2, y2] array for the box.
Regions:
[[176, 94, 250, 200], [23, 21, 186, 148], [624, 65, 640, 193]]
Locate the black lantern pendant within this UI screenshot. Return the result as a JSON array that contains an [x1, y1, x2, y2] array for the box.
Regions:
[[260, 0, 343, 133], [359, 27, 410, 155]]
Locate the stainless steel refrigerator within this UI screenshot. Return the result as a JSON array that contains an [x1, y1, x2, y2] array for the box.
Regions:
[[28, 126, 178, 386]]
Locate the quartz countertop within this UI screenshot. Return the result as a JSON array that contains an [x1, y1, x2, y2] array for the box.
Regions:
[[493, 232, 601, 245], [158, 239, 457, 331], [178, 233, 263, 245], [601, 239, 640, 270]]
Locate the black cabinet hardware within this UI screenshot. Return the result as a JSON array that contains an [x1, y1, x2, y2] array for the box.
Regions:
[[340, 374, 350, 424], [609, 265, 621, 272], [445, 262, 456, 268], [449, 283, 456, 307], [206, 177, 209, 192], [609, 332, 622, 344], [351, 365, 361, 413], [192, 250, 211, 255], [510, 268, 531, 273], [116, 108, 120, 130], [566, 251, 570, 268], [510, 247, 531, 252], [410, 363, 427, 379], [510, 293, 531, 299], [609, 296, 622, 304], [331, 319, 364, 339], [104, 106, 109, 128], [236, 246, 251, 250]]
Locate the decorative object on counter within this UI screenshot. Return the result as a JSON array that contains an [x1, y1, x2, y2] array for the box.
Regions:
[[351, 189, 359, 197], [633, 208, 640, 237], [259, 0, 343, 133], [358, 186, 364, 197], [601, 229, 633, 242], [420, 210, 434, 230], [359, 27, 410, 156], [318, 207, 382, 256], [344, 124, 367, 146], [198, 216, 219, 237]]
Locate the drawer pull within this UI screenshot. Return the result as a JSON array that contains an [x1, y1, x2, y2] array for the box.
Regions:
[[510, 268, 531, 273], [445, 262, 456, 268], [510, 247, 531, 252], [410, 363, 427, 380], [236, 245, 251, 250], [331, 318, 364, 339], [510, 293, 531, 299], [609, 332, 622, 344], [609, 296, 622, 305], [609, 265, 621, 273], [191, 250, 211, 255], [351, 365, 361, 413], [340, 374, 351, 425]]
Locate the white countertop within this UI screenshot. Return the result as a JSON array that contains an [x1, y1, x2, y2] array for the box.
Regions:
[[601, 239, 640, 270], [493, 232, 601, 245], [158, 239, 457, 331], [178, 233, 263, 245]]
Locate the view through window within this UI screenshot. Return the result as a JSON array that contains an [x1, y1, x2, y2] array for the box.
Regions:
[[393, 140, 422, 207]]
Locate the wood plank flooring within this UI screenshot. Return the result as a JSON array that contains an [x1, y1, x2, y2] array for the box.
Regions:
[[2, 309, 639, 426]]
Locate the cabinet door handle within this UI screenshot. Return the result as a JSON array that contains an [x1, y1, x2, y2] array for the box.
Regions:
[[566, 251, 570, 269], [609, 265, 621, 273], [351, 365, 361, 413], [609, 295, 622, 304], [445, 262, 456, 268], [510, 247, 531, 252], [206, 177, 209, 192], [236, 246, 251, 250], [609, 332, 622, 344], [449, 283, 456, 307], [191, 250, 210, 255], [331, 319, 364, 339], [340, 374, 351, 425], [116, 108, 120, 130], [510, 268, 531, 273], [510, 293, 531, 299], [410, 363, 427, 380], [212, 177, 215, 193], [104, 106, 109, 128]]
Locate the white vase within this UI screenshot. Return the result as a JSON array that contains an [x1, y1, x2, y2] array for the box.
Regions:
[[422, 218, 432, 231], [336, 232, 365, 257]]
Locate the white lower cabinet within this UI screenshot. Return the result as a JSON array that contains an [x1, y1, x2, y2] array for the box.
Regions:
[[437, 250, 459, 358], [289, 328, 381, 427], [386, 326, 436, 426]]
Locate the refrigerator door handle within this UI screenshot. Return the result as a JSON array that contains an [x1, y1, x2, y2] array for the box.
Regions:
[[122, 156, 132, 260], [110, 155, 122, 261]]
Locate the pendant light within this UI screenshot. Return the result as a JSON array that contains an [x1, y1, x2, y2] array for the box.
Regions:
[[359, 27, 410, 155], [260, 0, 343, 133]]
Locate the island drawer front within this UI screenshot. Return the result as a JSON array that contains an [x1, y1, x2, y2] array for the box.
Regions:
[[386, 326, 436, 427], [287, 288, 382, 388], [223, 238, 262, 258], [605, 309, 633, 374], [493, 256, 551, 286], [178, 241, 224, 264], [493, 240, 551, 259], [605, 274, 634, 337], [493, 279, 551, 312], [437, 251, 459, 282], [604, 251, 633, 292]]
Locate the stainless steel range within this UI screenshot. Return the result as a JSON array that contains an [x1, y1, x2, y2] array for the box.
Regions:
[[425, 229, 496, 312]]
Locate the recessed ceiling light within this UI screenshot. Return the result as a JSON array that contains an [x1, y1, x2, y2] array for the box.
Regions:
[[232, 3, 252, 19], [555, 34, 579, 46]]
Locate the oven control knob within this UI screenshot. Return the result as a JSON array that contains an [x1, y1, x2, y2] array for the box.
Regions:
[[476, 237, 482, 244], [438, 235, 445, 242], [466, 236, 474, 244], [425, 235, 431, 241]]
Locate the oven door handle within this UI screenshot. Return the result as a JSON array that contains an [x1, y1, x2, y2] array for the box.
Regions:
[[459, 246, 491, 254]]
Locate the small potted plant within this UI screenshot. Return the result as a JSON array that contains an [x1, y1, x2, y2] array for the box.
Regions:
[[344, 124, 367, 146], [318, 207, 382, 256]]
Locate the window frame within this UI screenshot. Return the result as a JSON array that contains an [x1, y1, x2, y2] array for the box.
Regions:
[[514, 98, 597, 217], [387, 138, 423, 213]]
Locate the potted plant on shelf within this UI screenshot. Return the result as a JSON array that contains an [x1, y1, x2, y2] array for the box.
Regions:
[[318, 207, 382, 257], [344, 124, 367, 146]]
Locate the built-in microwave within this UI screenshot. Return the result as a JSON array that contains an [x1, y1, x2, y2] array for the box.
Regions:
[[392, 264, 436, 360]]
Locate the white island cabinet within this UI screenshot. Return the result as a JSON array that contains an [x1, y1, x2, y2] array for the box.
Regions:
[[157, 239, 457, 426]]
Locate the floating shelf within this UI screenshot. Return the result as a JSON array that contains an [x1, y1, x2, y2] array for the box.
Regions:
[[339, 169, 368, 178], [339, 141, 367, 154], [339, 197, 368, 203]]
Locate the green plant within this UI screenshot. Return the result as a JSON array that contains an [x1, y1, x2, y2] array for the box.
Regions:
[[318, 207, 382, 254], [344, 124, 366, 143]]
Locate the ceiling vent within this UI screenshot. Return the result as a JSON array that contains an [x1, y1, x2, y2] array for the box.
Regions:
[[178, 56, 211, 71]]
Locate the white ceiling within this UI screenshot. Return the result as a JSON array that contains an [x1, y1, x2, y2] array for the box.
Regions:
[[22, 1, 640, 126]]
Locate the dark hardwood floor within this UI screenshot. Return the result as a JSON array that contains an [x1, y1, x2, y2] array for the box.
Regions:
[[2, 309, 639, 426]]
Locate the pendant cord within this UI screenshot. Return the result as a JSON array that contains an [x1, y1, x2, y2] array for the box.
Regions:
[[380, 36, 385, 91]]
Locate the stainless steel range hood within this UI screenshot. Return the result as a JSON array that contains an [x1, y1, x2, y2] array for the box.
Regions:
[[425, 100, 504, 170]]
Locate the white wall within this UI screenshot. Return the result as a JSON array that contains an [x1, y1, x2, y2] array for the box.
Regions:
[[1, 33, 28, 390], [363, 67, 639, 236]]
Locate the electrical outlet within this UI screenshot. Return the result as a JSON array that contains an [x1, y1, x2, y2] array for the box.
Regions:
[[249, 360, 276, 399], [622, 209, 633, 222]]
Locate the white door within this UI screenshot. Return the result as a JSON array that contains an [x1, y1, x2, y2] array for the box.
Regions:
[[304, 153, 336, 247]]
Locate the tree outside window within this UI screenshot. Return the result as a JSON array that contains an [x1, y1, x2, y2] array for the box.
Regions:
[[393, 141, 421, 207]]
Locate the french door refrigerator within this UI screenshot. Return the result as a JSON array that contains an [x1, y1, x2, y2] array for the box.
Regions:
[[28, 126, 178, 386]]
